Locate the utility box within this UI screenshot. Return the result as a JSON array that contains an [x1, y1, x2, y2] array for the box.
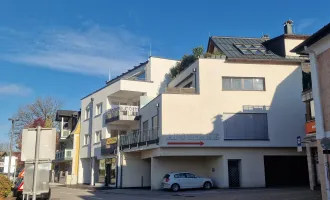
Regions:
[[21, 128, 56, 161], [23, 161, 51, 195]]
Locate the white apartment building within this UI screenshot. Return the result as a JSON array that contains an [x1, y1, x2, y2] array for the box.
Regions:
[[79, 21, 310, 190], [78, 57, 178, 187]]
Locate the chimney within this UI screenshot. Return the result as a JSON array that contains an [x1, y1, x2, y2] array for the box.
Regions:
[[284, 20, 294, 34], [262, 34, 270, 40]]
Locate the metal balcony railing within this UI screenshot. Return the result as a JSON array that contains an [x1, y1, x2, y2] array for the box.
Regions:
[[105, 105, 139, 123], [165, 87, 196, 94], [120, 128, 159, 149], [55, 149, 73, 160]]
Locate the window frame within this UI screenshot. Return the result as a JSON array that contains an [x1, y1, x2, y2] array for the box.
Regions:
[[95, 103, 103, 116], [94, 131, 102, 144], [85, 107, 90, 120], [152, 115, 158, 129], [84, 134, 90, 145], [222, 77, 266, 91]]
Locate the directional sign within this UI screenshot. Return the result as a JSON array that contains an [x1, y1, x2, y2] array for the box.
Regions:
[[167, 141, 204, 146]]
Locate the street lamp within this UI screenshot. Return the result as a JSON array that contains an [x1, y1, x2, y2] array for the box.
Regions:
[[8, 118, 18, 179]]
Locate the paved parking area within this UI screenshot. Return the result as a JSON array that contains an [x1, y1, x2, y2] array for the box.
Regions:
[[51, 186, 321, 200]]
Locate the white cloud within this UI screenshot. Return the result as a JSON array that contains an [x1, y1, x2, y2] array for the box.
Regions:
[[0, 84, 33, 96], [296, 19, 317, 34], [0, 23, 150, 76]]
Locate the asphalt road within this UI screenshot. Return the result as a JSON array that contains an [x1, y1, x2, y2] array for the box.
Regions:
[[50, 186, 321, 200]]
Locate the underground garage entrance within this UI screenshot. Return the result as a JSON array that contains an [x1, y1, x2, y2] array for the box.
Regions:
[[264, 156, 309, 187]]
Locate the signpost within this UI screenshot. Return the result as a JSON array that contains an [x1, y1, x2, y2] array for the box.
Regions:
[[297, 136, 302, 152], [21, 127, 56, 200]]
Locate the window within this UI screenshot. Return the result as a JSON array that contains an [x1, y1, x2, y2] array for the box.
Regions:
[[234, 44, 274, 55], [185, 173, 196, 178], [174, 173, 187, 178], [143, 120, 148, 135], [137, 72, 146, 80], [152, 115, 158, 129], [84, 134, 90, 145], [85, 107, 90, 120], [222, 77, 265, 91], [110, 130, 118, 137], [133, 101, 140, 107], [119, 130, 127, 135], [183, 82, 193, 88], [96, 103, 102, 116], [310, 100, 315, 119], [111, 102, 119, 106], [224, 113, 268, 140], [306, 100, 316, 121], [94, 131, 101, 143]]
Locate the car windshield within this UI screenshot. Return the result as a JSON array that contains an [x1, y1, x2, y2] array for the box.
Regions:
[[163, 174, 170, 179]]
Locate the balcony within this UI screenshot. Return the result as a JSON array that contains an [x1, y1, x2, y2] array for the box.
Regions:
[[105, 105, 139, 124], [165, 87, 196, 94], [120, 128, 159, 149], [101, 137, 118, 155], [61, 129, 71, 139], [306, 120, 316, 135], [55, 149, 73, 161]]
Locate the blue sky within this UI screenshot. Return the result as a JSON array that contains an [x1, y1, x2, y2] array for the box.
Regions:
[[0, 0, 329, 141]]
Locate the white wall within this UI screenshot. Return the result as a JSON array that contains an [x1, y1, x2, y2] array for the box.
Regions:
[[121, 152, 151, 187], [154, 58, 305, 147], [149, 57, 178, 95], [78, 158, 91, 184], [284, 38, 305, 56]]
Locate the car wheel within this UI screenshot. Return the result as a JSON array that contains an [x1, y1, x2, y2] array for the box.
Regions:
[[203, 181, 212, 190], [171, 183, 180, 192]]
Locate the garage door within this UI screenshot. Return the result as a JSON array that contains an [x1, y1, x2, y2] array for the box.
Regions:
[[264, 156, 309, 187]]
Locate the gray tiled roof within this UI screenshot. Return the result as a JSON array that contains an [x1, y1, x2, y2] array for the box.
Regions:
[[211, 36, 306, 61]]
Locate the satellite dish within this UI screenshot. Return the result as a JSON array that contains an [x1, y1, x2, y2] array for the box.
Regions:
[[321, 137, 330, 150]]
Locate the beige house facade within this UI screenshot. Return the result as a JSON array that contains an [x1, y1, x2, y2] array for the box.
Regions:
[[78, 21, 310, 190]]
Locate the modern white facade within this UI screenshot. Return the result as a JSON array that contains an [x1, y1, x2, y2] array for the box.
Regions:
[[78, 57, 178, 186], [78, 21, 310, 190]]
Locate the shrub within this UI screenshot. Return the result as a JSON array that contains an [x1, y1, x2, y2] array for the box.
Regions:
[[204, 52, 213, 58], [192, 46, 204, 58], [0, 175, 12, 198]]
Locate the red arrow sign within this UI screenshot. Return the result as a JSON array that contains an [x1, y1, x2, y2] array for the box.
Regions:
[[167, 141, 204, 146]]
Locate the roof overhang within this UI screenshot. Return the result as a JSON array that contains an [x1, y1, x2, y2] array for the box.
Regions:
[[291, 23, 330, 54]]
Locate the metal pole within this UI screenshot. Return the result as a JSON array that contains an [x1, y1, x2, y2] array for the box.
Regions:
[[7, 119, 14, 179], [32, 126, 41, 200]]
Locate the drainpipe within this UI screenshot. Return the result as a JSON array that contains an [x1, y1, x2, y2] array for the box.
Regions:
[[156, 103, 160, 143], [305, 46, 330, 200], [193, 68, 197, 90], [90, 98, 94, 186]]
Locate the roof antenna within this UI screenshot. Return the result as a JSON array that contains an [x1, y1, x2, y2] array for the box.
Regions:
[[149, 43, 152, 57], [108, 68, 111, 81], [208, 32, 211, 37]]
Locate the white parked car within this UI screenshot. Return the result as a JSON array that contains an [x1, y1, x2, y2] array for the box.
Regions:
[[162, 172, 213, 192]]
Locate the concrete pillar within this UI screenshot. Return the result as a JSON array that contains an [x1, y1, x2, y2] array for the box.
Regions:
[[90, 157, 95, 186], [306, 144, 316, 190], [117, 152, 123, 188], [151, 157, 161, 190]]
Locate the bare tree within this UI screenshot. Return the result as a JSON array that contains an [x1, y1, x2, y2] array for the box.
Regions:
[[13, 96, 63, 150], [0, 142, 10, 153]]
